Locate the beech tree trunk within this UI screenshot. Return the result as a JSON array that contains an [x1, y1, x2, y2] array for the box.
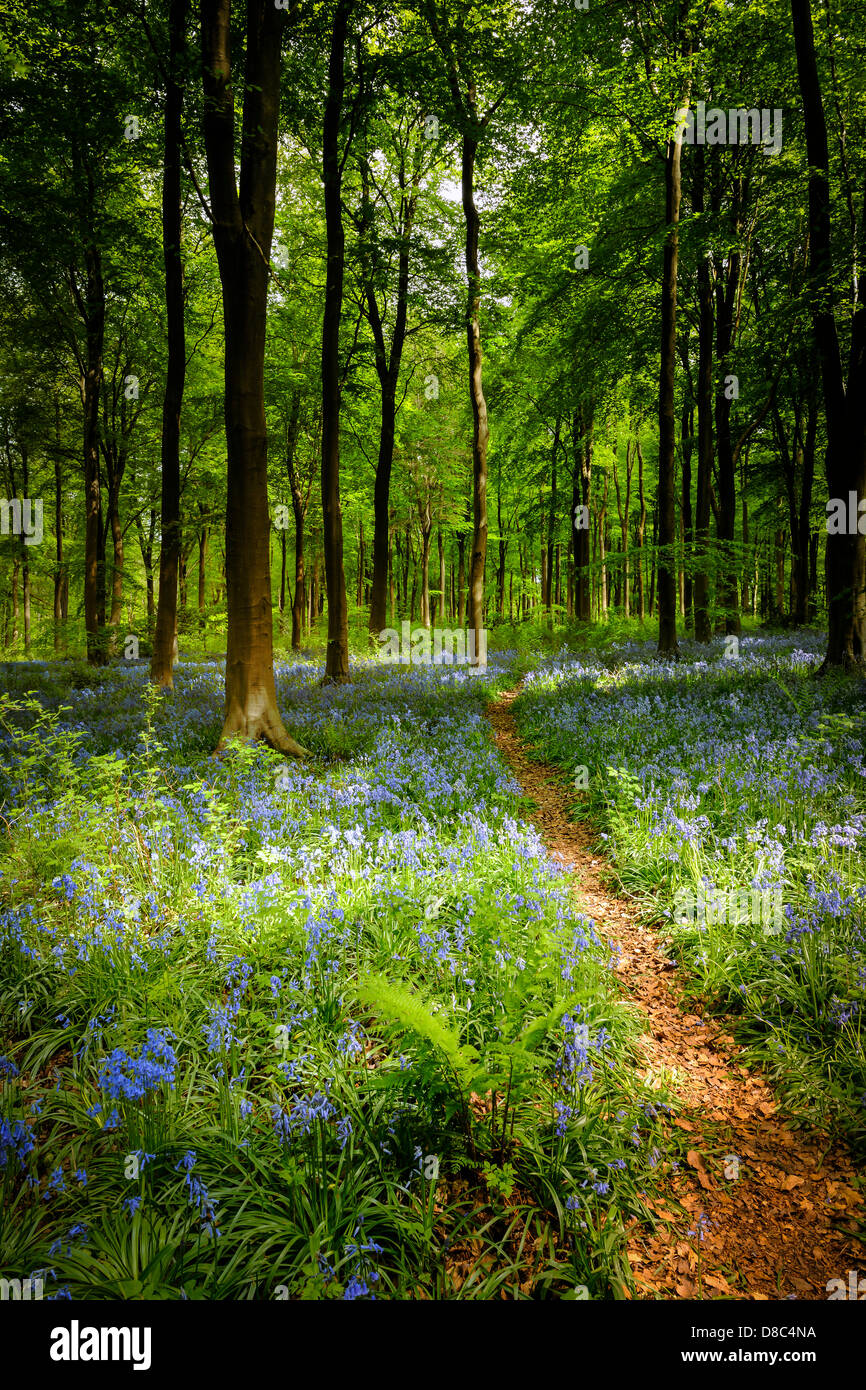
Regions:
[[462, 126, 489, 660], [571, 406, 593, 620], [151, 0, 188, 687], [657, 98, 688, 656], [201, 0, 307, 752], [363, 138, 420, 636], [636, 439, 647, 621], [80, 235, 105, 664], [715, 239, 741, 634], [320, 0, 352, 682], [792, 0, 866, 667], [427, 2, 492, 663], [53, 439, 65, 651]]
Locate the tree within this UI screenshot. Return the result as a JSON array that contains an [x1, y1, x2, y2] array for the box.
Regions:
[[151, 0, 189, 688], [200, 0, 307, 751], [790, 0, 866, 669], [319, 0, 353, 683]]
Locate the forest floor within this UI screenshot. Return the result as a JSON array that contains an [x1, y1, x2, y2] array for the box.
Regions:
[[488, 681, 865, 1301]]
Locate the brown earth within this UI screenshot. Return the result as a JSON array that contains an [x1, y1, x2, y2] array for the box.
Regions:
[[488, 683, 865, 1301]]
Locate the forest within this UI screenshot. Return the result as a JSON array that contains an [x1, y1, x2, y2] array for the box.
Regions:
[[0, 0, 865, 1334]]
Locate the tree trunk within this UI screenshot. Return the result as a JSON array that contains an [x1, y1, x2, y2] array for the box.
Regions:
[[546, 418, 560, 613], [693, 145, 714, 642], [656, 85, 689, 656], [636, 439, 647, 621], [571, 406, 593, 620], [199, 522, 208, 614], [201, 0, 307, 752], [457, 530, 467, 628], [364, 141, 420, 635], [150, 0, 188, 686], [715, 244, 741, 634], [291, 504, 305, 651], [53, 438, 65, 652], [461, 129, 489, 661], [81, 239, 106, 665], [320, 0, 352, 683], [438, 527, 446, 627], [791, 0, 866, 667]]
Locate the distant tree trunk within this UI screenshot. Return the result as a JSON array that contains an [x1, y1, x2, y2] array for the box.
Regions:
[[105, 431, 126, 651], [572, 405, 593, 620], [797, 392, 817, 625], [418, 496, 432, 628], [636, 440, 647, 620], [598, 471, 608, 618], [775, 528, 786, 612], [613, 438, 633, 617], [320, 0, 352, 683], [656, 77, 690, 656], [438, 528, 446, 627], [462, 129, 489, 659], [540, 496, 547, 614], [363, 140, 421, 636], [9, 560, 19, 646], [201, 0, 307, 752], [715, 242, 741, 635], [136, 510, 157, 624], [649, 504, 658, 616], [546, 418, 560, 613], [309, 549, 320, 632], [198, 519, 208, 614], [291, 507, 305, 650], [151, 0, 187, 688], [426, 7, 492, 664], [692, 150, 714, 642], [388, 531, 395, 623], [53, 437, 65, 652], [79, 229, 106, 664]]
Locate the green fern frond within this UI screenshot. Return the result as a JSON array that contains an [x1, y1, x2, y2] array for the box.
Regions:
[[354, 973, 463, 1068]]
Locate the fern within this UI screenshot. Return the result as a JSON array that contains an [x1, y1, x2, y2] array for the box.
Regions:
[[354, 974, 476, 1077]]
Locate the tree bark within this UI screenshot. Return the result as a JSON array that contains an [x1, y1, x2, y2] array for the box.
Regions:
[[692, 145, 714, 642], [571, 405, 593, 620], [363, 139, 421, 635], [320, 0, 352, 682], [81, 235, 106, 664], [152, 0, 188, 687], [53, 425, 65, 652], [791, 0, 866, 667], [656, 77, 690, 656], [636, 439, 647, 621], [661, 111, 686, 653], [201, 0, 307, 751]]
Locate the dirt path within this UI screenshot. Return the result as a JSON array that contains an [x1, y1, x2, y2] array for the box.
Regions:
[[488, 683, 864, 1301]]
